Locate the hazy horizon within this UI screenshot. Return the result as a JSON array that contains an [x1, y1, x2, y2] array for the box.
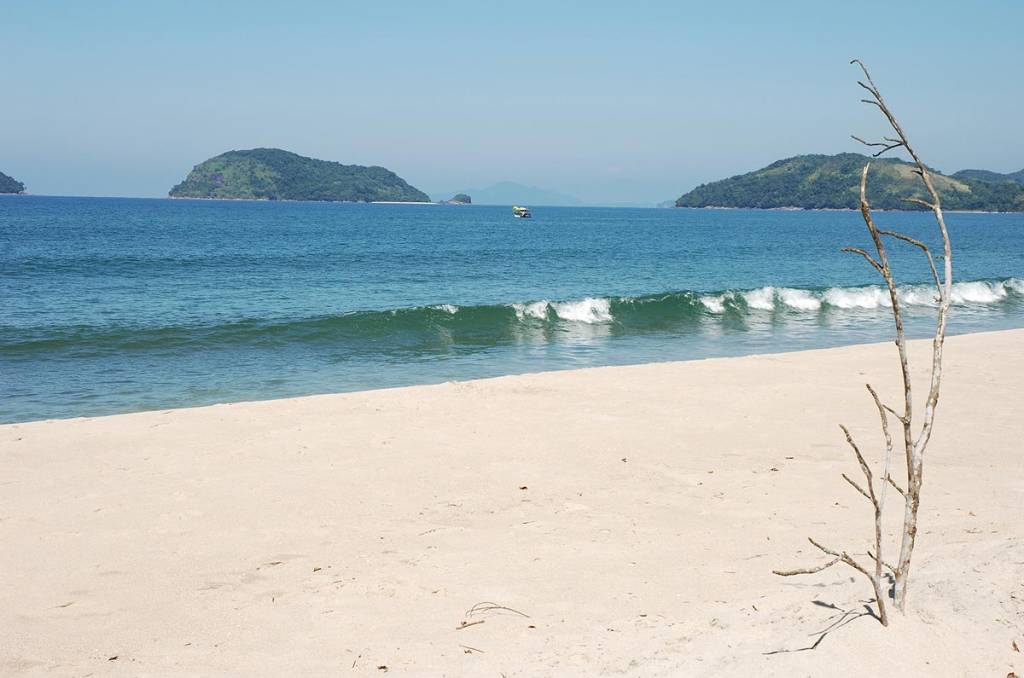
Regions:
[[4, 1, 1023, 203]]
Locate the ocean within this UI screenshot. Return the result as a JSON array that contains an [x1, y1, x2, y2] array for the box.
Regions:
[[2, 195, 1022, 423]]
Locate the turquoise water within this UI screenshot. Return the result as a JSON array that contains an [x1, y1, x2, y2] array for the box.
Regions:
[[2, 195, 1022, 423]]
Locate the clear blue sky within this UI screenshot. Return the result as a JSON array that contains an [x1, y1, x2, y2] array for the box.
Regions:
[[4, 1, 1022, 203]]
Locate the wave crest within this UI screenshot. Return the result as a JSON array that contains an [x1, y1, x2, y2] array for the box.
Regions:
[[4, 277, 1021, 355]]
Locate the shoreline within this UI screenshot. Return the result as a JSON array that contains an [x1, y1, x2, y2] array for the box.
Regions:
[[4, 326, 1021, 427], [2, 330, 1021, 675]]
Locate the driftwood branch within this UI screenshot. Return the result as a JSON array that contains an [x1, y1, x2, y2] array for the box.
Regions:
[[903, 197, 936, 210], [773, 557, 840, 577], [877, 230, 941, 292], [865, 384, 895, 511], [852, 58, 953, 612], [886, 474, 906, 497], [842, 473, 871, 500], [777, 61, 952, 625], [840, 246, 884, 274], [868, 550, 898, 575], [851, 134, 905, 157]]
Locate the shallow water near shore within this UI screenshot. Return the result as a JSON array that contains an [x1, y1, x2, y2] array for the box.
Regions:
[[2, 195, 1023, 423]]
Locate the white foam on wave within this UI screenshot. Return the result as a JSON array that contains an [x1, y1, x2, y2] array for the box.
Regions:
[[778, 288, 821, 311], [1006, 278, 1024, 295], [700, 295, 726, 313], [741, 284, 770, 311], [433, 304, 459, 314], [512, 300, 550, 320], [743, 286, 776, 311], [823, 286, 891, 309], [552, 297, 613, 323], [897, 286, 938, 307], [950, 281, 1007, 304]]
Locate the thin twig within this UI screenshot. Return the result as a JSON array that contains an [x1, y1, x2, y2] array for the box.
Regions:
[[773, 557, 840, 576], [851, 134, 904, 157], [876, 230, 941, 291], [842, 473, 871, 501], [886, 474, 907, 497], [466, 602, 530, 619], [868, 550, 898, 575], [840, 246, 884, 274]]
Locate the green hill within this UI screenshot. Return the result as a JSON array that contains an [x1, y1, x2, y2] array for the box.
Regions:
[[169, 148, 429, 202], [951, 168, 1024, 186], [0, 171, 25, 194], [675, 153, 1024, 211]]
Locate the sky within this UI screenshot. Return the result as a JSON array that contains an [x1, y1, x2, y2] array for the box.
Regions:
[[3, 1, 1023, 204]]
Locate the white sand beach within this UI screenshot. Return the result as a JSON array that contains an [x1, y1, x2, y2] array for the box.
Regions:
[[2, 330, 1022, 677]]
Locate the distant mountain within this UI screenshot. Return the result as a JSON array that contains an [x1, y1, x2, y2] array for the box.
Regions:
[[170, 148, 429, 202], [951, 168, 1024, 186], [440, 193, 471, 204], [435, 182, 582, 206], [0, 171, 25, 194], [675, 153, 1024, 211]]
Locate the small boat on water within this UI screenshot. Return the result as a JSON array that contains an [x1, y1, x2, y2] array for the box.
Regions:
[[512, 205, 532, 218]]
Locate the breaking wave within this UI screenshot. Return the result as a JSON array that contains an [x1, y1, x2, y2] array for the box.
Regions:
[[3, 278, 1022, 356]]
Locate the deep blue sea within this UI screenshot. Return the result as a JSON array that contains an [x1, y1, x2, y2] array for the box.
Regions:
[[2, 195, 1023, 423]]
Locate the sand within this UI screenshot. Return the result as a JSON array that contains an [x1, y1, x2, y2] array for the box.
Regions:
[[1, 330, 1022, 677]]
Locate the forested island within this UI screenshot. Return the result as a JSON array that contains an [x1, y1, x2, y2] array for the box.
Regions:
[[675, 153, 1024, 211], [169, 148, 429, 202], [0, 171, 25, 194]]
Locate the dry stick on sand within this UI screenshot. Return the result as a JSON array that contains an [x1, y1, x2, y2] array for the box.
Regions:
[[465, 602, 530, 619], [773, 60, 953, 625]]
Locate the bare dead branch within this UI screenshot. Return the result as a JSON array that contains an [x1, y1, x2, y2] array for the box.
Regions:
[[855, 79, 879, 98], [877, 230, 941, 291], [886, 474, 906, 497], [866, 384, 895, 512], [466, 602, 530, 619], [841, 246, 884, 274], [842, 473, 872, 501], [868, 550, 898, 575], [851, 134, 904, 157], [773, 557, 841, 576], [808, 537, 840, 558], [839, 425, 875, 494], [850, 61, 953, 611], [778, 61, 950, 626], [882, 403, 906, 423], [903, 197, 936, 210], [808, 539, 870, 579]]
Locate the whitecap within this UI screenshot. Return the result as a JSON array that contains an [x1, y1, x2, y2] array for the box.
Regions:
[[777, 288, 821, 311], [552, 297, 613, 323], [950, 280, 1008, 304], [742, 286, 776, 311], [1005, 278, 1024, 295], [823, 286, 891, 309], [700, 295, 726, 313], [898, 286, 939, 307], [512, 301, 550, 320], [433, 304, 459, 314]]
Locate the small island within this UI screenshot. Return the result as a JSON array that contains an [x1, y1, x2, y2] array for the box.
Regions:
[[169, 148, 430, 203], [675, 153, 1024, 211], [441, 193, 472, 204], [0, 171, 25, 194]]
